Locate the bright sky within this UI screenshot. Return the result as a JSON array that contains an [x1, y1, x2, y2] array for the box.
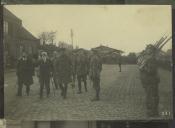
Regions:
[[5, 5, 172, 54]]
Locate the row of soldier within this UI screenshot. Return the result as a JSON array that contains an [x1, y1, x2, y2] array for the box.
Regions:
[[16, 48, 102, 101]]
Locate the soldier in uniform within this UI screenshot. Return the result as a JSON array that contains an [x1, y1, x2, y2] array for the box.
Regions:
[[38, 52, 53, 99], [70, 52, 77, 89], [118, 54, 122, 72], [139, 44, 160, 117], [76, 50, 89, 94], [55, 48, 72, 99], [16, 52, 34, 96], [89, 49, 102, 101]]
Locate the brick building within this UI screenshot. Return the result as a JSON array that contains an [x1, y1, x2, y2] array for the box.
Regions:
[[3, 7, 40, 67]]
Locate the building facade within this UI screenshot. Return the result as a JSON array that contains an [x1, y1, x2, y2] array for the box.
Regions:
[[3, 7, 40, 68]]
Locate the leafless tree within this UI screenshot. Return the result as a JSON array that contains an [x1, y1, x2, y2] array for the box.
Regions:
[[38, 31, 57, 45]]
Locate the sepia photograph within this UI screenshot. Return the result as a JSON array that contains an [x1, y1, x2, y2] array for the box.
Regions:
[[3, 5, 172, 121]]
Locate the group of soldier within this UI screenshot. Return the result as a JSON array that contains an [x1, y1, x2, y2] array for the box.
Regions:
[[16, 45, 161, 117], [16, 48, 102, 101]]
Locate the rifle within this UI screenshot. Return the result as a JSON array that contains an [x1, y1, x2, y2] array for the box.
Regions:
[[137, 35, 171, 70]]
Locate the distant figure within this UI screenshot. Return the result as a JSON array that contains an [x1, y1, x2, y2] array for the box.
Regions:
[[76, 51, 89, 94], [38, 52, 53, 99], [55, 48, 72, 99], [89, 49, 102, 101], [139, 45, 160, 117], [118, 54, 122, 72], [16, 52, 34, 96], [70, 52, 77, 89]]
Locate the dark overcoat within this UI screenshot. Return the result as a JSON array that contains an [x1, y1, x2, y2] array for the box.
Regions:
[[140, 57, 160, 86], [16, 57, 34, 85], [55, 53, 72, 84], [38, 58, 53, 80]]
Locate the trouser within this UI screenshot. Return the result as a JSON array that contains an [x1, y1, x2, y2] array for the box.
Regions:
[[77, 75, 87, 92], [40, 77, 50, 98], [92, 78, 100, 99], [144, 83, 159, 116], [17, 77, 31, 96], [72, 73, 76, 88], [59, 82, 68, 99]]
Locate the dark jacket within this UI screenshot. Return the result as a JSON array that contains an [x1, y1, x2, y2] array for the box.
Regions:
[[89, 54, 102, 80], [55, 53, 72, 84], [140, 57, 160, 85], [16, 57, 34, 85], [38, 58, 53, 79], [76, 54, 89, 77]]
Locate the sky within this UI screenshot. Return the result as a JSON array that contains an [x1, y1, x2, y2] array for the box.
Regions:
[[5, 5, 172, 54]]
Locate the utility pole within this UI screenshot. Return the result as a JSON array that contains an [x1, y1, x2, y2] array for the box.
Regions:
[[71, 29, 74, 49]]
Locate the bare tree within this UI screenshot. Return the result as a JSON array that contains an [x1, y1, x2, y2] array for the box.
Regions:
[[38, 31, 57, 45]]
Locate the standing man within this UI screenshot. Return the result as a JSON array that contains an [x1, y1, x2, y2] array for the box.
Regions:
[[89, 49, 102, 101], [76, 50, 89, 94], [70, 52, 77, 89], [38, 52, 53, 99], [139, 44, 160, 117], [55, 48, 72, 99], [118, 54, 122, 72], [16, 52, 34, 96]]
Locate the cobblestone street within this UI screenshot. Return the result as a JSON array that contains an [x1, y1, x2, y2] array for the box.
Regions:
[[4, 65, 173, 121]]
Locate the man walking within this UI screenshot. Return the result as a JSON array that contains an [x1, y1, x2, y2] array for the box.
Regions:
[[76, 50, 89, 94], [16, 52, 34, 96], [55, 48, 72, 99], [38, 52, 53, 99], [89, 49, 102, 101]]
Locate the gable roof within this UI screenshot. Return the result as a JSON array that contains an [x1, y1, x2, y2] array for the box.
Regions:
[[92, 45, 124, 54], [3, 7, 22, 25]]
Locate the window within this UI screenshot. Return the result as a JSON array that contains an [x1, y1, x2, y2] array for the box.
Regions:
[[3, 21, 8, 35], [8, 22, 13, 37]]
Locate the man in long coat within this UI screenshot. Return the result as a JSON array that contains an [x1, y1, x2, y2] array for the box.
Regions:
[[55, 48, 72, 99], [139, 45, 160, 117], [38, 52, 53, 99], [89, 50, 102, 101], [76, 51, 89, 94], [16, 52, 34, 96]]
